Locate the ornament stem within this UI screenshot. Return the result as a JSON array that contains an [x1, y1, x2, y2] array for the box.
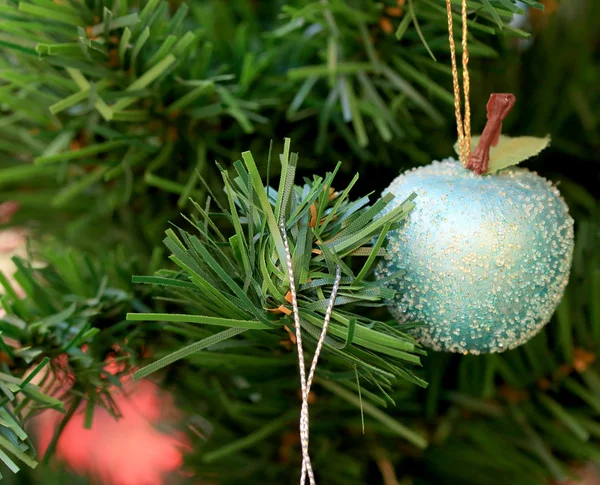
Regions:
[[466, 93, 516, 175]]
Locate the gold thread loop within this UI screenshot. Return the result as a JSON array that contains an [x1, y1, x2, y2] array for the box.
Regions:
[[445, 0, 471, 165], [461, 0, 471, 160]]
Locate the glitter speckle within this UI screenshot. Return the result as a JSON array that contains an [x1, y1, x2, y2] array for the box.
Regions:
[[375, 159, 574, 354]]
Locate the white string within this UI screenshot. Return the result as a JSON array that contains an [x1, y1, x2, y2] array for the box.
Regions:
[[280, 221, 342, 485]]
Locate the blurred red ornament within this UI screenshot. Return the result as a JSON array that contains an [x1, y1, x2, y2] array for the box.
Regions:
[[0, 226, 27, 301], [0, 200, 20, 224], [1, 213, 190, 485], [556, 463, 600, 485], [37, 377, 190, 485]]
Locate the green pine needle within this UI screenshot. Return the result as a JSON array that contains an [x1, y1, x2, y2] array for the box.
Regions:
[[129, 139, 424, 427]]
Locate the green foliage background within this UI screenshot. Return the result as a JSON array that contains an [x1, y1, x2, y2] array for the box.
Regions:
[[0, 0, 599, 484]]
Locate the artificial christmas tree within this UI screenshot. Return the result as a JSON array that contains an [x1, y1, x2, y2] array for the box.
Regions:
[[0, 0, 599, 484]]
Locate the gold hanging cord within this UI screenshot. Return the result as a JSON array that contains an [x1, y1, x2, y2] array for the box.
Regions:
[[445, 0, 471, 165]]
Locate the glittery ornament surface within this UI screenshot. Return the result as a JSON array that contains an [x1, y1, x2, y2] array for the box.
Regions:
[[376, 159, 574, 354]]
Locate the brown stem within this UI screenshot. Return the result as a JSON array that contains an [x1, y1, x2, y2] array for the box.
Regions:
[[465, 93, 516, 174]]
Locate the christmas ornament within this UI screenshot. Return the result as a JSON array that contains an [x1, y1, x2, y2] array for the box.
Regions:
[[376, 0, 575, 354], [376, 157, 574, 354], [376, 92, 574, 354]]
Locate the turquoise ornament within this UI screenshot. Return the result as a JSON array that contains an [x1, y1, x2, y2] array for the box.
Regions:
[[376, 159, 574, 354]]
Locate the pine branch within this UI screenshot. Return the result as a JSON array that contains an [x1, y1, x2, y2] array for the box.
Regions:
[[0, 242, 149, 477], [0, 0, 270, 224], [0, 0, 540, 241], [127, 139, 428, 443]]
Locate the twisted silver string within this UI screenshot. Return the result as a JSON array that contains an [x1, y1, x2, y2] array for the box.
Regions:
[[306, 264, 341, 395], [280, 221, 342, 485]]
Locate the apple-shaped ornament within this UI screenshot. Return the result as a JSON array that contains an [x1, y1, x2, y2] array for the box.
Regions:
[[376, 94, 574, 354]]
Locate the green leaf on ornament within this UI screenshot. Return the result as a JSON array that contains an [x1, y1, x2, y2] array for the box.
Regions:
[[456, 135, 551, 174]]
